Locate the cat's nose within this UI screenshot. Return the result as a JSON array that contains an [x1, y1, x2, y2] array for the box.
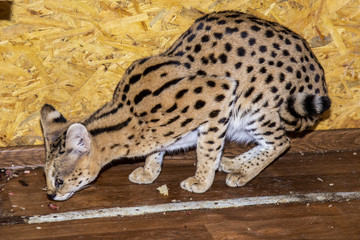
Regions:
[[47, 193, 56, 200]]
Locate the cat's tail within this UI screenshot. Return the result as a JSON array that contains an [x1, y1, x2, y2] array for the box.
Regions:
[[280, 93, 331, 132], [286, 93, 331, 118]]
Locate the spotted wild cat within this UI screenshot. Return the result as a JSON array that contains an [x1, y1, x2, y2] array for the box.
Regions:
[[41, 11, 331, 201]]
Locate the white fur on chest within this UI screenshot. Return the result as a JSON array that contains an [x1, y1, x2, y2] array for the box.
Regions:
[[163, 130, 198, 152], [226, 111, 255, 144], [162, 110, 256, 153]]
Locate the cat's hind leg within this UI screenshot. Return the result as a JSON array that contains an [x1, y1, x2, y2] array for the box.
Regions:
[[221, 111, 290, 187]]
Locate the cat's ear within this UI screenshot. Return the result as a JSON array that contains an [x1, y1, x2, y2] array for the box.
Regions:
[[66, 123, 91, 154], [40, 104, 68, 143]]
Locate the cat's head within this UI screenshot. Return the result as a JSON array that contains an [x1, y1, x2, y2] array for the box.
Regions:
[[40, 104, 100, 201]]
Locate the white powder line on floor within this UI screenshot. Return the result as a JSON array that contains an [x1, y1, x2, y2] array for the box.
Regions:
[[27, 191, 360, 224]]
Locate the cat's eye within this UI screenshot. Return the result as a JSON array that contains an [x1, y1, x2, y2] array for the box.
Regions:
[[55, 178, 64, 188]]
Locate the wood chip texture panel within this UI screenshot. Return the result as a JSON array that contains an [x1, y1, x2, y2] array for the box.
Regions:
[[0, 0, 359, 147]]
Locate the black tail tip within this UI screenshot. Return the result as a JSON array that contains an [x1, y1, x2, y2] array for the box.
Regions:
[[320, 96, 331, 112]]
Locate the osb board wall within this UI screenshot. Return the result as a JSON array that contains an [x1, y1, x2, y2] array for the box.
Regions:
[[0, 0, 359, 147]]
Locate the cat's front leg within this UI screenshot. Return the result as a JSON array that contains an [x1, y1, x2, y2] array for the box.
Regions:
[[180, 123, 227, 193], [129, 151, 164, 184]]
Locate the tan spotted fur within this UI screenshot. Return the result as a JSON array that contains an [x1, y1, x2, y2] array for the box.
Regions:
[[41, 11, 330, 201]]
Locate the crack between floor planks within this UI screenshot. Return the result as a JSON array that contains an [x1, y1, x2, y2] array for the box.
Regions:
[[26, 191, 360, 224]]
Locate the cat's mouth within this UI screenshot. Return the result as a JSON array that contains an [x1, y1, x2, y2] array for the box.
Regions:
[[53, 191, 74, 201], [53, 184, 92, 201]]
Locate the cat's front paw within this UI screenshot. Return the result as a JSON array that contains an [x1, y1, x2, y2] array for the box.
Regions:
[[180, 177, 211, 193], [129, 167, 158, 184]]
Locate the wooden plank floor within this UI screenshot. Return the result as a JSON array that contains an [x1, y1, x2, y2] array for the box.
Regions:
[[1, 129, 360, 239]]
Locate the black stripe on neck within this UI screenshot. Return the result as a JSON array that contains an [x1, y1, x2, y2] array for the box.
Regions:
[[89, 117, 132, 136]]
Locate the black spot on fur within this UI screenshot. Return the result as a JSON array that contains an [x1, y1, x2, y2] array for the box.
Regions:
[[134, 89, 152, 105], [219, 54, 227, 64], [290, 57, 297, 63], [90, 118, 132, 136], [222, 83, 230, 90], [259, 45, 267, 52], [244, 86, 255, 98], [175, 51, 185, 56], [143, 61, 180, 76], [163, 115, 180, 126], [206, 16, 219, 22], [225, 27, 239, 34], [248, 38, 256, 46], [194, 44, 201, 53], [140, 112, 147, 117], [153, 77, 184, 96], [218, 118, 227, 124], [194, 100, 206, 109], [251, 25, 261, 32], [272, 43, 280, 50], [241, 31, 248, 38], [207, 80, 216, 87], [252, 93, 263, 104], [309, 64, 315, 71], [237, 47, 246, 57], [181, 118, 193, 127], [285, 82, 292, 90], [175, 89, 188, 99], [209, 110, 220, 118], [315, 74, 320, 82], [271, 86, 278, 93], [265, 74, 274, 84], [215, 94, 225, 102], [123, 84, 130, 93], [265, 30, 274, 38], [276, 61, 284, 67], [259, 67, 267, 74], [235, 62, 242, 69], [166, 103, 178, 113], [197, 70, 207, 76], [196, 22, 204, 30], [201, 57, 209, 65], [181, 106, 189, 113], [202, 35, 210, 42], [194, 86, 202, 94], [187, 55, 195, 62], [225, 43, 232, 52], [279, 73, 285, 82], [209, 127, 219, 132], [247, 66, 254, 73], [163, 131, 174, 137], [187, 34, 196, 42], [129, 74, 142, 85]]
